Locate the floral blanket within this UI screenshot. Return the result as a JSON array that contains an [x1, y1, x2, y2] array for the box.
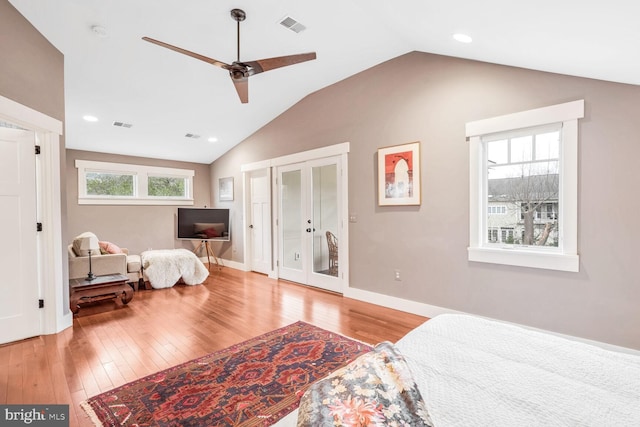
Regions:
[[296, 341, 433, 426]]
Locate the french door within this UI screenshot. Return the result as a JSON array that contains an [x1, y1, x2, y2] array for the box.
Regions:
[[278, 156, 342, 293]]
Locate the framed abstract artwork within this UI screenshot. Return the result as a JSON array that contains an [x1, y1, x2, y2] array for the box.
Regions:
[[219, 177, 234, 201], [377, 141, 421, 206]]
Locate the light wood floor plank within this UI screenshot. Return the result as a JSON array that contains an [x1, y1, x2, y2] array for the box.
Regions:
[[0, 268, 427, 426]]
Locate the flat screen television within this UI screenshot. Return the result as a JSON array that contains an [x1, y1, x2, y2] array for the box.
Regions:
[[176, 207, 231, 241]]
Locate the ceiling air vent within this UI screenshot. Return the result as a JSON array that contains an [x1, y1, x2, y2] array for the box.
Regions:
[[279, 16, 306, 33], [112, 121, 133, 128], [185, 133, 201, 139]]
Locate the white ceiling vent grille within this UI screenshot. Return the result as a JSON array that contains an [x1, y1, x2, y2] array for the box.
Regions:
[[279, 16, 306, 33], [112, 121, 133, 128], [185, 133, 201, 139]]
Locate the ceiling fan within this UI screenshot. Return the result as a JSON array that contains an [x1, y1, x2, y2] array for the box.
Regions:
[[142, 8, 316, 104]]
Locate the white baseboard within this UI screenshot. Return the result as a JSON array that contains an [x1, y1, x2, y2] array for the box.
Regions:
[[213, 266, 640, 356], [343, 286, 464, 319], [344, 285, 640, 356], [199, 257, 247, 272]]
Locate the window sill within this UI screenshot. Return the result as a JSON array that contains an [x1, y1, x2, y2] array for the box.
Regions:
[[78, 198, 194, 206], [468, 247, 579, 272]]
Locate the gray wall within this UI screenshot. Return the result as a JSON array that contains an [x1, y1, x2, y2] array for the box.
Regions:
[[212, 51, 640, 350], [66, 149, 212, 255]]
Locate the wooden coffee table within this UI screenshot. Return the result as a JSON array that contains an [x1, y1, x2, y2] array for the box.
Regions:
[[70, 273, 133, 314]]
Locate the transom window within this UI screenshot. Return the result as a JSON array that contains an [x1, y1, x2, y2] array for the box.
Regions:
[[76, 160, 194, 205], [466, 100, 583, 272]]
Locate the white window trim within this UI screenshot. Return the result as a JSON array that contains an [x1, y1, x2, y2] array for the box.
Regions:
[[76, 160, 194, 205], [466, 100, 583, 272]]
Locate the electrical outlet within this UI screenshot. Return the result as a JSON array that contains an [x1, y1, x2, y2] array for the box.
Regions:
[[394, 269, 401, 281]]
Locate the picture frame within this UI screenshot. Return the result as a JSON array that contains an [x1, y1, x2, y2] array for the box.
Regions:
[[218, 177, 234, 201], [377, 141, 421, 206]]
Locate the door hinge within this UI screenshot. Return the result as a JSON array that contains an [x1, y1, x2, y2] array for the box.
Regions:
[[38, 299, 44, 308], [37, 222, 43, 232], [35, 145, 41, 155]]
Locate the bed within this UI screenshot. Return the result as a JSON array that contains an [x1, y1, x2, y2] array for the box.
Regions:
[[294, 314, 640, 426]]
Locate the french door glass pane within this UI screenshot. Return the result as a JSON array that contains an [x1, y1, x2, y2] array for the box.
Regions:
[[281, 170, 302, 270], [312, 164, 338, 276]]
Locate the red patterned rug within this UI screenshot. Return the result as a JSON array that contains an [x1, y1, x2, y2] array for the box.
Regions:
[[81, 321, 372, 426]]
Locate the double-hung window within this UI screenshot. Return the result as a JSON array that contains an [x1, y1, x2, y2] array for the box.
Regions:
[[466, 100, 584, 272], [77, 160, 194, 205]]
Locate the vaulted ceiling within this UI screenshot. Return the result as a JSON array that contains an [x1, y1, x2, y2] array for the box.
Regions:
[[9, 0, 640, 163]]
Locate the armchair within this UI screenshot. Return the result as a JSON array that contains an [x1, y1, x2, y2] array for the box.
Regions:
[[68, 232, 142, 287]]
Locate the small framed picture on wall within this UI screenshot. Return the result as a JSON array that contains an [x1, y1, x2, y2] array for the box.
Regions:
[[219, 177, 234, 201], [377, 141, 421, 206]]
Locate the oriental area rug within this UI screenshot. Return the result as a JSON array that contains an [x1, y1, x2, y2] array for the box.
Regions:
[[81, 321, 372, 426]]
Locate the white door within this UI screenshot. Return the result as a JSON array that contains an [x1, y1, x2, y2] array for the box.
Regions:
[[248, 168, 271, 274], [278, 157, 342, 293], [0, 127, 40, 344]]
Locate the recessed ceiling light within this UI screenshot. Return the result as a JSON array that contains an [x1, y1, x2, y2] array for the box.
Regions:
[[208, 137, 218, 143], [83, 115, 98, 122], [453, 33, 473, 43]]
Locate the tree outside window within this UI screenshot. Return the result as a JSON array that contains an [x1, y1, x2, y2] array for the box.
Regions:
[[86, 172, 134, 197]]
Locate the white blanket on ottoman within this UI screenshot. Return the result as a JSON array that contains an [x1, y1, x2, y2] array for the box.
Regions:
[[141, 249, 209, 289]]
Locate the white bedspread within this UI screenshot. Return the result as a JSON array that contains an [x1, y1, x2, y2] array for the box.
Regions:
[[141, 249, 209, 289], [396, 314, 640, 427]]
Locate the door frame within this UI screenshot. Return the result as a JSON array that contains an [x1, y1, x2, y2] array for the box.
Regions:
[[276, 157, 343, 292], [0, 95, 69, 337], [241, 142, 349, 287]]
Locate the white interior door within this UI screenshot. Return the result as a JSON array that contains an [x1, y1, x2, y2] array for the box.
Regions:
[[248, 168, 271, 274], [0, 127, 41, 344], [278, 157, 342, 293]]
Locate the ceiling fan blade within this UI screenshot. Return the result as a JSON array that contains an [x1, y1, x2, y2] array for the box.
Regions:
[[244, 52, 317, 75], [231, 76, 249, 104], [142, 37, 231, 69]]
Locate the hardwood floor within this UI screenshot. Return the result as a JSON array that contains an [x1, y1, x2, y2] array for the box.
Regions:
[[0, 268, 427, 426]]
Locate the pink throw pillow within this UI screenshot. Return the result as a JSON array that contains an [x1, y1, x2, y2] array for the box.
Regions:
[[203, 227, 219, 238], [99, 241, 123, 254]]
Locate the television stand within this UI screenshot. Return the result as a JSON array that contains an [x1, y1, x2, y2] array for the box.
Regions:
[[194, 240, 222, 271]]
